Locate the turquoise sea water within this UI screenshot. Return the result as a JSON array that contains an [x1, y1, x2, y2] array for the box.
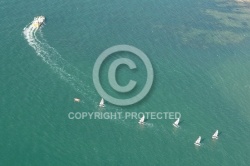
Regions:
[[1, 0, 250, 165]]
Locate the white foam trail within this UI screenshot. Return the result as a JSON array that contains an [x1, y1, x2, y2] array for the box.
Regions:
[[23, 23, 96, 103]]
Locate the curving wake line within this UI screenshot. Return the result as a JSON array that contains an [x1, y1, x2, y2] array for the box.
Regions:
[[22, 23, 126, 120], [23, 23, 95, 103]]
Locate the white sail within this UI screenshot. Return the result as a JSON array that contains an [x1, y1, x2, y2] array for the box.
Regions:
[[212, 130, 218, 139], [194, 136, 201, 146], [173, 118, 180, 127], [99, 98, 105, 107], [138, 115, 145, 124]]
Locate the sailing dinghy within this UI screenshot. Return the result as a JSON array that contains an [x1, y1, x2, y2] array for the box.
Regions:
[[173, 118, 180, 128], [138, 115, 145, 124], [194, 136, 201, 146], [99, 98, 105, 107], [212, 130, 218, 139]]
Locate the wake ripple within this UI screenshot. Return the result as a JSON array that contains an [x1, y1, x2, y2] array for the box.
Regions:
[[23, 23, 95, 104]]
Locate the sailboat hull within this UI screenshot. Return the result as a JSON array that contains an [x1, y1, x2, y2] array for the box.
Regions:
[[173, 123, 179, 128], [194, 143, 201, 146]]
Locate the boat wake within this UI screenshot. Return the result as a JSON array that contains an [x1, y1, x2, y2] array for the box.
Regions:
[[23, 23, 95, 102]]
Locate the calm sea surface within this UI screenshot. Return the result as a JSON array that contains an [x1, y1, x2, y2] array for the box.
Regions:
[[1, 0, 250, 165]]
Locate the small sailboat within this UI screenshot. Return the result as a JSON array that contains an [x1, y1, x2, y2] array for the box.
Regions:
[[138, 115, 145, 124], [173, 118, 180, 128], [194, 136, 201, 146], [212, 130, 218, 139], [99, 98, 105, 107]]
